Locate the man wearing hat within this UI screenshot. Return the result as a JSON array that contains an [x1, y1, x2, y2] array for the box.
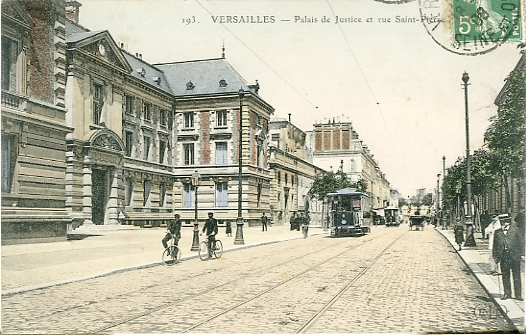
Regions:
[[202, 212, 218, 257], [162, 213, 182, 252], [493, 214, 524, 300]]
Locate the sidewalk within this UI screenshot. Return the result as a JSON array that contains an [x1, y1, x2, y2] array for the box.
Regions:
[[437, 226, 525, 333], [1, 224, 324, 295]]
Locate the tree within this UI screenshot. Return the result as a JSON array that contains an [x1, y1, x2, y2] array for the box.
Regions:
[[422, 193, 433, 206], [310, 170, 367, 201], [484, 62, 526, 211]]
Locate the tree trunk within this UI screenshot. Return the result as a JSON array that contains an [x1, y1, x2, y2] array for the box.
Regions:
[[503, 175, 512, 213]]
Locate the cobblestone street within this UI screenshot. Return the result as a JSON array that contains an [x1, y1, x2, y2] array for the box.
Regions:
[[2, 226, 514, 334]]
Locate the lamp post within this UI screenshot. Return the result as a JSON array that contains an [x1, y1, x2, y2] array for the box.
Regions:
[[442, 156, 446, 228], [191, 170, 201, 251], [462, 72, 476, 247], [235, 89, 245, 245], [436, 173, 441, 227]]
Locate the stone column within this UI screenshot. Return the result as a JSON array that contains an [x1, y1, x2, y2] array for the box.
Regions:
[[108, 168, 119, 225], [82, 155, 93, 225], [65, 151, 75, 214]]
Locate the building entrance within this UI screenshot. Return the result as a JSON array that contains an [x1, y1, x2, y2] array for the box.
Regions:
[[92, 168, 109, 225]]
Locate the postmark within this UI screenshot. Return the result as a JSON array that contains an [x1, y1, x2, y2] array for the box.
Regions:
[[419, 0, 523, 55]]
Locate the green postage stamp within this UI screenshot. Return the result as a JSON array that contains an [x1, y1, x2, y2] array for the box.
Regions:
[[453, 0, 522, 45]]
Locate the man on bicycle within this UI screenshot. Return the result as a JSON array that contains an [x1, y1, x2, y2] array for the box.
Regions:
[[202, 212, 218, 257], [162, 213, 182, 254]]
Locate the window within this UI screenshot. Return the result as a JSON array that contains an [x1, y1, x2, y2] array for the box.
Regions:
[[183, 183, 193, 208], [125, 95, 134, 114], [160, 109, 167, 127], [257, 142, 262, 167], [1, 36, 18, 92], [216, 182, 228, 207], [143, 180, 152, 206], [277, 171, 281, 184], [217, 110, 227, 127], [183, 143, 194, 165], [216, 142, 228, 165], [257, 183, 262, 206], [143, 136, 151, 160], [93, 83, 104, 125], [257, 115, 263, 127], [125, 131, 133, 157], [183, 112, 194, 128], [285, 173, 288, 185], [159, 182, 166, 207], [159, 140, 166, 164], [1, 134, 16, 193], [125, 177, 134, 206], [143, 102, 151, 121]]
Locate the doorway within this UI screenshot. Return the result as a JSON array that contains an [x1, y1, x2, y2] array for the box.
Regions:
[[92, 168, 109, 225]]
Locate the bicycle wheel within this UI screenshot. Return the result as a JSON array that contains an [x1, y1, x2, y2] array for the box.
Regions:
[[198, 241, 209, 261], [171, 245, 181, 264], [213, 240, 223, 258], [162, 246, 177, 266]]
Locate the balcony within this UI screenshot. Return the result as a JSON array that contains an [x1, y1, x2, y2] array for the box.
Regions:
[[2, 90, 28, 111]]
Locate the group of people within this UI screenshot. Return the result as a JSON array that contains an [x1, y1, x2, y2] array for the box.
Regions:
[[289, 212, 309, 231], [453, 211, 524, 301]]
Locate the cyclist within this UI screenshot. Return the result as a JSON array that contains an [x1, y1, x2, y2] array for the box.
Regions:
[[202, 212, 218, 257], [162, 213, 182, 254]]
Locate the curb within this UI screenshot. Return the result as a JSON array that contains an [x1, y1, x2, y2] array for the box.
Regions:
[[435, 227, 524, 333], [2, 231, 328, 297]]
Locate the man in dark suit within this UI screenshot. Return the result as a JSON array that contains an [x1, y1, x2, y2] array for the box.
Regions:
[[493, 214, 524, 300]]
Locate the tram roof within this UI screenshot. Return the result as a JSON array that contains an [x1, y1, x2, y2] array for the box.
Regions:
[[326, 188, 368, 198]]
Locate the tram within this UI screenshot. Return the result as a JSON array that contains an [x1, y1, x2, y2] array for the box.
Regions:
[[384, 206, 400, 227], [326, 188, 370, 237]]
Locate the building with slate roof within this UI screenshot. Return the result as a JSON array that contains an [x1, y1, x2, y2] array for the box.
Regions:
[[156, 58, 274, 226], [62, 1, 274, 230]]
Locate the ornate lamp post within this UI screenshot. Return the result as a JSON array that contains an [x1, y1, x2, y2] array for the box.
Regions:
[[436, 173, 441, 227], [462, 72, 476, 247], [191, 170, 201, 251], [235, 89, 245, 245]]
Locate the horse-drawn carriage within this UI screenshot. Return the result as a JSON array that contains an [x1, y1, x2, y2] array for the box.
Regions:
[[409, 214, 426, 230]]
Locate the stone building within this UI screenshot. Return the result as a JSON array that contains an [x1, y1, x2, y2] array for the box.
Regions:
[[307, 119, 392, 220], [268, 116, 325, 226], [1, 0, 73, 244], [156, 59, 274, 226]]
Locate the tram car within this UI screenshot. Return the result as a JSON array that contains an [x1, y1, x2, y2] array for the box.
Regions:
[[327, 188, 370, 237], [384, 206, 400, 227]]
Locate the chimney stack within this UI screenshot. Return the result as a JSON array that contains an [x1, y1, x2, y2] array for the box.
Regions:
[[66, 0, 82, 24], [288, 113, 291, 123]]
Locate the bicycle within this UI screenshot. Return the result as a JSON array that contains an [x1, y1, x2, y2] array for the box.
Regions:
[[198, 234, 223, 260], [162, 235, 181, 265]]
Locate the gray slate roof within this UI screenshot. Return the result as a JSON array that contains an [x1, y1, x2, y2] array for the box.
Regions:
[[123, 51, 173, 95], [155, 58, 254, 98]]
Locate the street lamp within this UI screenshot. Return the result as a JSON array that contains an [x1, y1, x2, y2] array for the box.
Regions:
[[191, 170, 201, 251], [462, 72, 476, 247], [442, 156, 446, 228], [235, 88, 245, 245], [436, 173, 441, 220]]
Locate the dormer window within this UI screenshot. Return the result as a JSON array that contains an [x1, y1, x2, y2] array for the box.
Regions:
[[153, 76, 161, 85], [219, 79, 227, 87], [137, 67, 146, 77], [186, 81, 195, 90]]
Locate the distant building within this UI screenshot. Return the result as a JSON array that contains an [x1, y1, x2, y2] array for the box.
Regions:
[[307, 119, 392, 220], [2, 0, 73, 244], [268, 116, 324, 226]]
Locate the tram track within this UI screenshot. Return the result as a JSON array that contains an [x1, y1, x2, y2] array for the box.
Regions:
[[87, 229, 398, 334], [89, 228, 401, 334], [295, 230, 407, 333]]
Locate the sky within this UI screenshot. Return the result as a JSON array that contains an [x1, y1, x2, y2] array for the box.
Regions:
[[78, 0, 523, 197]]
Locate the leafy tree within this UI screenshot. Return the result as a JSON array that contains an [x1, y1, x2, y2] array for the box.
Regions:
[[310, 170, 367, 201], [398, 198, 407, 207], [422, 193, 433, 206], [484, 62, 526, 211]]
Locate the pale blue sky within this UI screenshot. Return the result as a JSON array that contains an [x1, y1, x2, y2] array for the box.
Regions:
[[79, 0, 523, 197]]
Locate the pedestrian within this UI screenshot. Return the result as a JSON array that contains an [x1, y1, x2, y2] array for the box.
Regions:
[[453, 219, 464, 251], [290, 213, 297, 231], [485, 214, 501, 274], [162, 213, 182, 252], [492, 214, 524, 300], [225, 221, 232, 237], [480, 210, 491, 239], [202, 212, 218, 258], [261, 213, 268, 232]]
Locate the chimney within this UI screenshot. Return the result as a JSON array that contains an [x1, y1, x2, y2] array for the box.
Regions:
[[288, 113, 291, 123], [66, 0, 82, 24]]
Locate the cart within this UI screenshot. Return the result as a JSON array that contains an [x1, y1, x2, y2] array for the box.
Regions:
[[409, 215, 425, 230]]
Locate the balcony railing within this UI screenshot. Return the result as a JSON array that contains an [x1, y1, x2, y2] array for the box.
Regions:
[[1, 90, 28, 111]]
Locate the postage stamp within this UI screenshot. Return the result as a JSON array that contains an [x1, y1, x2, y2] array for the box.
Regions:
[[419, 0, 523, 55]]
